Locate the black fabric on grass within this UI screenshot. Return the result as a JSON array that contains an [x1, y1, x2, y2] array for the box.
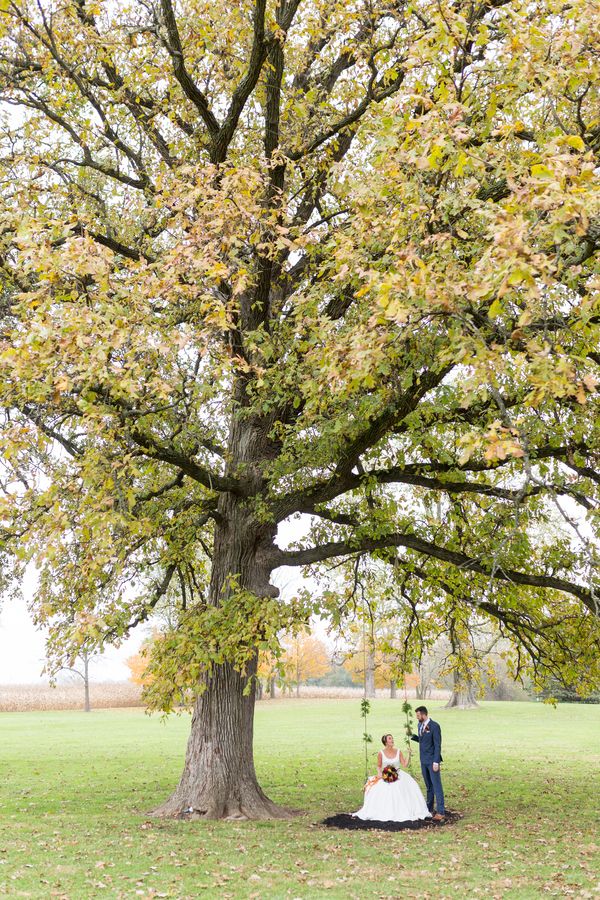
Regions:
[[320, 810, 462, 831]]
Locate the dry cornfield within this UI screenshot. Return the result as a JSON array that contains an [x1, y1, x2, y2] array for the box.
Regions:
[[269, 685, 451, 700], [0, 681, 143, 711], [0, 681, 451, 710]]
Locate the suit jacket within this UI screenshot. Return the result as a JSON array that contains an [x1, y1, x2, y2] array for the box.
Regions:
[[410, 719, 443, 765]]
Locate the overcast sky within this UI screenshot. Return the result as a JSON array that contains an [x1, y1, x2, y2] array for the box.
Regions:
[[0, 518, 313, 685], [0, 575, 149, 684]]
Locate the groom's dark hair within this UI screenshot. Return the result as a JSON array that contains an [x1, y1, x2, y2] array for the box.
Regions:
[[415, 706, 428, 715]]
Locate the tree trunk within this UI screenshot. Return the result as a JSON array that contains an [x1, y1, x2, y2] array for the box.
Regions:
[[269, 675, 276, 699], [417, 658, 434, 700], [256, 679, 263, 701], [364, 648, 376, 698], [83, 651, 90, 713], [389, 680, 397, 699], [445, 671, 479, 709], [151, 656, 291, 819], [151, 440, 295, 820]]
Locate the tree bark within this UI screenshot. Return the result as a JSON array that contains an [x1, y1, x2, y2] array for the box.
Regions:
[[269, 675, 276, 699], [151, 420, 296, 820], [417, 655, 437, 700], [389, 680, 397, 699], [445, 671, 479, 709], [151, 655, 293, 818], [83, 651, 90, 713], [364, 648, 376, 698], [256, 679, 263, 701]]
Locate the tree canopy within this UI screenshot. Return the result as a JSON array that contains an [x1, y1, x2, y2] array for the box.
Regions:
[[0, 0, 598, 817]]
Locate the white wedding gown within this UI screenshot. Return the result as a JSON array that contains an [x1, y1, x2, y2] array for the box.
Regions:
[[353, 749, 431, 822]]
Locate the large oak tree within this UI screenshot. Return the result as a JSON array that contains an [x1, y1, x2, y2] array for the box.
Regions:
[[0, 0, 598, 818]]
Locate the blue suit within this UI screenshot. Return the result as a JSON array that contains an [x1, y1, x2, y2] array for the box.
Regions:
[[411, 719, 445, 815]]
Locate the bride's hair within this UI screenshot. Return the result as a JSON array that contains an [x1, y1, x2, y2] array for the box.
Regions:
[[381, 734, 393, 745]]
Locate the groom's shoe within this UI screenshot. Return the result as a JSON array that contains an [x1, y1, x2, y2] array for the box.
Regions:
[[432, 813, 445, 821]]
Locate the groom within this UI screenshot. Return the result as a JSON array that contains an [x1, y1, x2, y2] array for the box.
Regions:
[[410, 706, 445, 821]]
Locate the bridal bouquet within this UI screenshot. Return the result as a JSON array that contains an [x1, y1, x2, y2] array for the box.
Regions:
[[381, 765, 399, 783]]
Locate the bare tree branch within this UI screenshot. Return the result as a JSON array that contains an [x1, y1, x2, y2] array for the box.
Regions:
[[104, 562, 177, 640]]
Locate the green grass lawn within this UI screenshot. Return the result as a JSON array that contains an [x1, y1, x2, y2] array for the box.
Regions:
[[0, 700, 598, 899]]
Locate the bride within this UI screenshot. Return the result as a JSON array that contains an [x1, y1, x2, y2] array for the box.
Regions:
[[353, 733, 431, 822]]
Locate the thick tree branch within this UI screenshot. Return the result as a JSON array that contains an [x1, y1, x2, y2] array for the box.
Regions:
[[276, 439, 596, 518], [272, 532, 597, 612], [563, 459, 600, 487], [1, 94, 152, 191], [21, 407, 83, 458], [285, 62, 406, 162], [298, 472, 596, 513], [125, 426, 241, 494], [334, 365, 455, 478], [212, 0, 271, 163], [159, 0, 220, 136], [50, 224, 156, 263]]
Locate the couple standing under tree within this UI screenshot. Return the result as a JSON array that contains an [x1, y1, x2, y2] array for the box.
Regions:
[[354, 707, 446, 823]]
